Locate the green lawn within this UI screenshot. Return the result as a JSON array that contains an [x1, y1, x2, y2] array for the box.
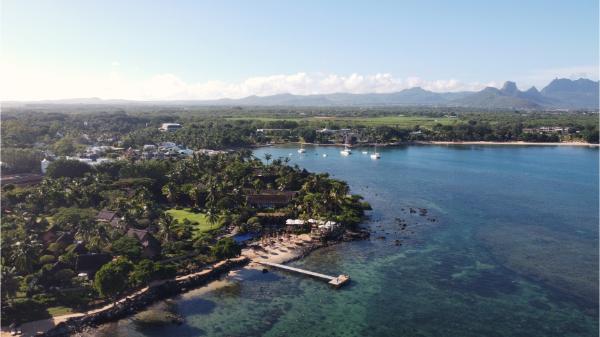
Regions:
[[318, 116, 458, 127], [165, 208, 220, 234], [226, 115, 458, 128], [47, 306, 76, 317]]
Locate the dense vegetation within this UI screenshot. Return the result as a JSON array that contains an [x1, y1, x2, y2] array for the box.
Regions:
[[1, 151, 368, 324], [2, 108, 597, 168], [0, 105, 597, 324]]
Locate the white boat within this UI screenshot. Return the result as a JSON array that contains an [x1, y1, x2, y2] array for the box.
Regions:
[[362, 151, 368, 155], [340, 145, 352, 156], [370, 144, 380, 160], [297, 144, 306, 153], [322, 154, 327, 157]]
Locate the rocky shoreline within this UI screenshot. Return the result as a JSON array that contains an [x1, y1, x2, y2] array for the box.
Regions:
[[38, 228, 370, 337], [37, 257, 249, 337]]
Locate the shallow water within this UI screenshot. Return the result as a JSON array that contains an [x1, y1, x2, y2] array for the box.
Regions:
[[88, 144, 599, 337]]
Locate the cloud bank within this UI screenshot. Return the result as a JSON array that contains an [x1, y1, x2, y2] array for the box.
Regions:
[[2, 65, 597, 101]]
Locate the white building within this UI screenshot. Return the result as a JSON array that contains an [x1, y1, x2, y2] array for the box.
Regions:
[[159, 123, 182, 132], [41, 159, 51, 174]]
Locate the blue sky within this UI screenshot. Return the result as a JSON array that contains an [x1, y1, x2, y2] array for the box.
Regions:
[[1, 0, 598, 100]]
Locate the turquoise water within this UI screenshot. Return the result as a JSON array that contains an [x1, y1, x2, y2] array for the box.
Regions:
[[89, 145, 599, 337]]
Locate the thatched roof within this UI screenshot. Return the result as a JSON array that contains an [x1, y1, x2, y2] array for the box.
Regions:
[[96, 209, 117, 222]]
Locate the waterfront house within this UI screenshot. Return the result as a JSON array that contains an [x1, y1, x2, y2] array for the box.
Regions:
[[159, 123, 182, 132], [246, 190, 297, 209], [127, 228, 161, 259]]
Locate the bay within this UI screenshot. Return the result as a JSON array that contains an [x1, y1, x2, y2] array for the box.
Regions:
[[88, 144, 599, 337]]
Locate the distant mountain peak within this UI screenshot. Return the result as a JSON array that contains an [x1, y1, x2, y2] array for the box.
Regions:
[[525, 86, 539, 94], [501, 81, 519, 94], [4, 78, 597, 109], [404, 86, 427, 92], [540, 78, 599, 108]]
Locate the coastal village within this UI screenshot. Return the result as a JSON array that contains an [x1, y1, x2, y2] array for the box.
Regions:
[[0, 116, 596, 336], [0, 122, 371, 336]]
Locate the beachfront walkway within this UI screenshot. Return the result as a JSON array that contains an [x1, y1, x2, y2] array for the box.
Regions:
[[1, 234, 313, 337], [0, 259, 239, 337]]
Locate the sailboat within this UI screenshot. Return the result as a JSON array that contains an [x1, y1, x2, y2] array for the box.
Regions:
[[340, 144, 351, 156], [297, 144, 306, 153], [370, 144, 380, 159], [340, 135, 352, 156]]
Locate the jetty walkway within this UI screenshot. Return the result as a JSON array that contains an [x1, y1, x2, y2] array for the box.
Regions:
[[257, 261, 350, 288]]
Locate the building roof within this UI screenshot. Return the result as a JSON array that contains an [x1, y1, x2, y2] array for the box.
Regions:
[[41, 225, 59, 243], [256, 212, 287, 218], [127, 229, 161, 258], [96, 210, 117, 222], [246, 193, 293, 206], [127, 228, 152, 242]]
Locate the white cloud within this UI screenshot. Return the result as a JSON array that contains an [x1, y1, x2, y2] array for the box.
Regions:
[[128, 72, 493, 101], [12, 64, 597, 101]]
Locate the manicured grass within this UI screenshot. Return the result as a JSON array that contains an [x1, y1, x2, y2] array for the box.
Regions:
[[165, 208, 220, 233], [226, 115, 458, 128], [319, 116, 458, 127], [47, 306, 76, 317]]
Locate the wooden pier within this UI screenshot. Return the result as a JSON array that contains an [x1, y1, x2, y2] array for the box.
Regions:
[[257, 261, 350, 288]]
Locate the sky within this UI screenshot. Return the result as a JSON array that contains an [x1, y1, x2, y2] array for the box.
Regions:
[[1, 0, 598, 100]]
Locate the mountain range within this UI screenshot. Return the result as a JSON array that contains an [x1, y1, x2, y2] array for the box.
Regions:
[[4, 78, 598, 110]]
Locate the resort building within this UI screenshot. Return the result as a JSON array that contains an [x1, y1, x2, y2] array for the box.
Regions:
[[127, 228, 162, 259], [96, 209, 126, 230], [159, 123, 182, 132], [246, 190, 297, 209]]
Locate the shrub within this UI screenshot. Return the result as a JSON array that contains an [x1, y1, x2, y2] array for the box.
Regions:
[[211, 237, 241, 260], [47, 242, 66, 254], [32, 293, 56, 306], [46, 159, 93, 178], [1, 299, 51, 325], [94, 257, 134, 299], [111, 236, 142, 261], [58, 251, 77, 266], [39, 255, 56, 265]]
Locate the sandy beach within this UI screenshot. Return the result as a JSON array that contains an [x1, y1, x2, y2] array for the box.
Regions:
[[242, 233, 320, 267], [261, 140, 599, 148], [419, 141, 599, 147]]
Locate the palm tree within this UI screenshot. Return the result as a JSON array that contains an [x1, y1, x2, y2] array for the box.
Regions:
[[187, 185, 202, 208], [252, 179, 264, 193], [1, 264, 19, 300], [207, 208, 219, 230], [159, 213, 177, 243], [264, 153, 272, 166], [162, 183, 176, 204], [11, 238, 42, 274]]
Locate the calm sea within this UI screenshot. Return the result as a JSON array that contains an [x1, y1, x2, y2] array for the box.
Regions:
[[89, 144, 599, 337]]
